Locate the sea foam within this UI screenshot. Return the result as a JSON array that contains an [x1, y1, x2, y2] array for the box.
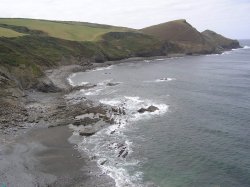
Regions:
[[144, 77, 176, 83], [90, 65, 114, 72], [78, 96, 169, 187]]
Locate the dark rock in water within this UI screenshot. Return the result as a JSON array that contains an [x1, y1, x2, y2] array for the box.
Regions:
[[100, 159, 107, 165], [138, 105, 159, 113], [116, 143, 124, 149], [147, 105, 159, 112], [79, 128, 96, 136], [107, 82, 119, 86], [138, 108, 146, 113], [117, 146, 129, 158], [118, 147, 126, 157], [122, 151, 128, 158], [160, 78, 168, 81], [111, 107, 118, 113]]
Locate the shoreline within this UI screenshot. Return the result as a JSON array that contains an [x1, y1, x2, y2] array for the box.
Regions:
[[0, 48, 241, 187], [0, 63, 118, 186], [0, 125, 115, 187]]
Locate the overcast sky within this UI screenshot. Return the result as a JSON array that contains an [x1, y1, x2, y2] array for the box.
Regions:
[[0, 0, 249, 39]]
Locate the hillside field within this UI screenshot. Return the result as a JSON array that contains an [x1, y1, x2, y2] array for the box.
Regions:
[[0, 27, 25, 37], [0, 18, 132, 41]]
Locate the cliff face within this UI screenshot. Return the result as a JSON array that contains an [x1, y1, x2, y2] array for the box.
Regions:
[[202, 30, 240, 52]]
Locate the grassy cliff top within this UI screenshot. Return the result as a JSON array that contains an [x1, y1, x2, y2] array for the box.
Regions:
[[0, 18, 132, 41]]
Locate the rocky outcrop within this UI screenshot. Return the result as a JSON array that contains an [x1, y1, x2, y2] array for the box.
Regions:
[[138, 105, 159, 113], [35, 77, 61, 93], [79, 127, 97, 136], [106, 82, 120, 86], [202, 30, 241, 52]]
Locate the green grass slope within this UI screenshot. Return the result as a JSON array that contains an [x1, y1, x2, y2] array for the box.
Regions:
[[97, 32, 164, 60], [0, 34, 101, 87], [141, 19, 205, 43], [0, 27, 26, 37], [0, 18, 132, 41]]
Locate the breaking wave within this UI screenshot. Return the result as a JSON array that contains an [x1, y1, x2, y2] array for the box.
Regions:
[[144, 77, 176, 83], [77, 96, 168, 187], [90, 65, 114, 72]]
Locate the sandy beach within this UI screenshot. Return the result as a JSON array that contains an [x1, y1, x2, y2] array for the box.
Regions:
[[0, 125, 115, 187]]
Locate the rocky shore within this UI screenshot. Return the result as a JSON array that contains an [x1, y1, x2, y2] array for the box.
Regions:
[[0, 51, 240, 186], [0, 56, 163, 186], [0, 63, 120, 186]]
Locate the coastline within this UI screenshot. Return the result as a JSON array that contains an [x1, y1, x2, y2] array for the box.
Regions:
[[0, 63, 117, 186], [0, 48, 241, 187]]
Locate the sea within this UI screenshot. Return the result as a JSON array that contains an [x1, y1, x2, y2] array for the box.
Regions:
[[68, 40, 250, 187]]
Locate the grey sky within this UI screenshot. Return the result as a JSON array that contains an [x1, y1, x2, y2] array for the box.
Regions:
[[0, 0, 249, 39]]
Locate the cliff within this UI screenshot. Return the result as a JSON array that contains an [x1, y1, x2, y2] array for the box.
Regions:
[[0, 18, 241, 124]]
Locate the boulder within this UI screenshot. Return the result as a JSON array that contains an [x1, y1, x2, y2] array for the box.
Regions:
[[118, 147, 126, 157], [79, 127, 97, 136], [100, 159, 107, 165], [137, 105, 159, 113], [36, 77, 61, 93], [73, 117, 100, 126], [107, 82, 120, 86]]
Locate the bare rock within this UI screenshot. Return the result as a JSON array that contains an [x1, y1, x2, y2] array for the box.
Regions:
[[73, 117, 100, 126], [107, 82, 120, 86], [79, 127, 97, 136], [100, 159, 107, 165], [36, 77, 61, 93], [138, 105, 159, 113]]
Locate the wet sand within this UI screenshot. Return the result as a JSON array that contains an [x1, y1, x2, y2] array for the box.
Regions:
[[0, 126, 115, 187]]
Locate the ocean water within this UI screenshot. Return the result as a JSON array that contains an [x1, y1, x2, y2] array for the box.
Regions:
[[69, 40, 250, 187]]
